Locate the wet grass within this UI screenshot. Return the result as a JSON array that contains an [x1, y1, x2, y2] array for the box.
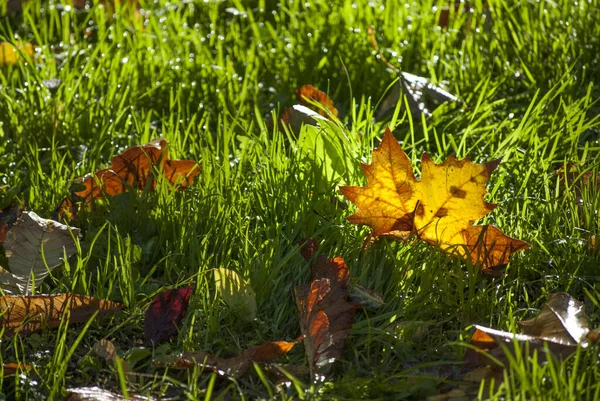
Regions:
[[1, 0, 600, 399]]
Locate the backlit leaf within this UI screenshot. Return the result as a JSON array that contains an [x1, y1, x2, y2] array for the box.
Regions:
[[340, 127, 530, 270], [57, 139, 199, 220], [518, 292, 593, 346], [280, 85, 338, 133], [214, 268, 257, 321], [0, 42, 34, 66], [467, 293, 599, 367], [67, 386, 154, 401], [2, 211, 80, 294], [0, 293, 123, 336]]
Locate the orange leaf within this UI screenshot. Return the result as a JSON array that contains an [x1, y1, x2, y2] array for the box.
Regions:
[[57, 139, 199, 219], [296, 85, 338, 118], [340, 127, 530, 270], [2, 362, 31, 375], [0, 293, 123, 336], [156, 340, 297, 377]]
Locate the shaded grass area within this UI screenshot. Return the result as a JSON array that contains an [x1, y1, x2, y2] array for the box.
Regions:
[[1, 0, 600, 399]]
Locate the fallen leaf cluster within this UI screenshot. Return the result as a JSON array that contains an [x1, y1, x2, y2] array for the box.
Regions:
[[341, 127, 530, 271], [151, 238, 382, 382], [1, 139, 198, 383]]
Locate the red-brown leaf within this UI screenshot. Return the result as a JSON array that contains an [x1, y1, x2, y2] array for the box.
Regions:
[[144, 286, 193, 344]]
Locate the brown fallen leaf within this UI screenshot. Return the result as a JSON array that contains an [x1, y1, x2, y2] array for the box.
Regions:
[[58, 139, 199, 220], [518, 292, 595, 345], [0, 293, 123, 336], [296, 239, 357, 377], [1, 211, 80, 294], [340, 127, 530, 271], [280, 85, 338, 133], [144, 286, 193, 345], [295, 85, 339, 118], [467, 293, 599, 367], [156, 340, 297, 377], [300, 238, 384, 309]]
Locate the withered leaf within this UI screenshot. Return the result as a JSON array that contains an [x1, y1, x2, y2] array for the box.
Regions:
[[156, 340, 297, 377], [58, 139, 199, 219], [340, 127, 530, 270], [2, 211, 80, 294], [296, 239, 357, 376], [348, 284, 384, 310], [0, 200, 21, 244], [0, 293, 123, 336], [467, 293, 599, 367], [2, 362, 31, 376], [518, 292, 594, 346], [280, 85, 338, 133], [376, 73, 460, 120], [295, 85, 339, 118], [144, 286, 193, 344]]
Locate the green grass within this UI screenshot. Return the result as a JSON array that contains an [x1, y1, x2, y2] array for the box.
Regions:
[[1, 0, 600, 399]]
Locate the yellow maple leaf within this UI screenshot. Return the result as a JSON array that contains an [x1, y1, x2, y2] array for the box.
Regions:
[[340, 127, 530, 270]]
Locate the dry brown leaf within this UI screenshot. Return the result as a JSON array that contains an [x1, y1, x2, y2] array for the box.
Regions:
[[296, 239, 357, 377], [156, 340, 297, 377], [57, 139, 199, 220], [1, 211, 80, 294], [0, 293, 123, 336]]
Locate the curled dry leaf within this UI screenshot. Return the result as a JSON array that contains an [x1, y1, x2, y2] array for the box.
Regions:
[[295, 85, 339, 118], [300, 238, 384, 309], [340, 127, 530, 271], [518, 292, 595, 346], [1, 211, 80, 294], [0, 293, 123, 336], [280, 85, 338, 133], [57, 139, 199, 220], [367, 28, 460, 119], [156, 340, 297, 377], [296, 238, 357, 376], [376, 73, 460, 120], [348, 284, 384, 310], [467, 293, 599, 367], [144, 286, 193, 344]]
